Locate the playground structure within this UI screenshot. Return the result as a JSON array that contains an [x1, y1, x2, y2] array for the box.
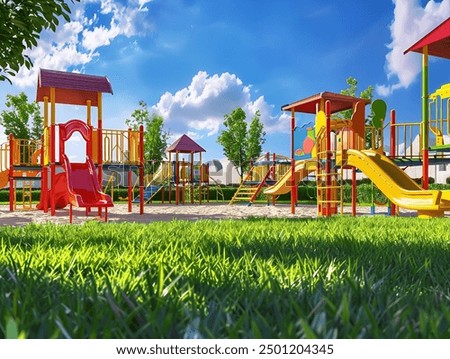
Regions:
[[134, 134, 222, 205], [229, 152, 291, 205], [0, 19, 448, 220], [0, 68, 145, 222], [262, 17, 450, 218]]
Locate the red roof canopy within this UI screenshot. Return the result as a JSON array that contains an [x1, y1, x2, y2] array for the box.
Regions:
[[36, 68, 113, 106], [167, 134, 206, 153], [404, 17, 450, 59], [282, 91, 370, 115]]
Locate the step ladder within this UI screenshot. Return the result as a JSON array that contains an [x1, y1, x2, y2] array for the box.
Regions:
[[22, 180, 33, 210], [229, 186, 259, 205], [133, 184, 163, 204], [229, 165, 274, 205]]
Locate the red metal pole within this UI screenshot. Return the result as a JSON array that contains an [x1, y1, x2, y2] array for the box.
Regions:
[[423, 150, 429, 190], [390, 110, 397, 215], [325, 100, 331, 217], [272, 153, 276, 205], [9, 134, 14, 212], [128, 170, 132, 213], [139, 125, 144, 215], [290, 110, 296, 214], [422, 48, 429, 190], [176, 152, 180, 205], [390, 109, 396, 159], [352, 168, 356, 216], [50, 123, 56, 216]]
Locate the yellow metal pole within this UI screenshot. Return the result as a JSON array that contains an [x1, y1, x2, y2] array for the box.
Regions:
[[43, 96, 49, 128], [86, 100, 92, 127]]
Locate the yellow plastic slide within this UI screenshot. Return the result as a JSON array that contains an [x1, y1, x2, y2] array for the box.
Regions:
[[264, 159, 317, 195], [346, 149, 450, 213]]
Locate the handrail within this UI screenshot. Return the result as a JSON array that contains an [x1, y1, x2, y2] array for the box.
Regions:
[[0, 142, 9, 172], [102, 128, 141, 164], [249, 166, 274, 203], [103, 173, 117, 198], [209, 176, 224, 202], [390, 121, 421, 158], [229, 166, 256, 205]]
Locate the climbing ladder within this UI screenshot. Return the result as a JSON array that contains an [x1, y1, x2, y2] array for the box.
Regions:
[[21, 180, 34, 210], [133, 184, 163, 204], [229, 164, 275, 205], [209, 177, 225, 202], [315, 127, 343, 216]]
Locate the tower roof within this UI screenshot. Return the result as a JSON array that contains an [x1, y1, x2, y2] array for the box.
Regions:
[[404, 17, 450, 59], [36, 68, 113, 106], [167, 134, 206, 153]]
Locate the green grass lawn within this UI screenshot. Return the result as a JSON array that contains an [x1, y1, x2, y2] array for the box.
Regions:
[[0, 216, 449, 339]]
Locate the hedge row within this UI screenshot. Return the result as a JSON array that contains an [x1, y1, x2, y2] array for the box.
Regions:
[[2, 182, 449, 204]]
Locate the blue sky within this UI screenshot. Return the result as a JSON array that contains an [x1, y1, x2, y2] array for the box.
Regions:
[[1, 0, 449, 161]]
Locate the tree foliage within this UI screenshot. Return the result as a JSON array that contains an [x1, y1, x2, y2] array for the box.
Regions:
[[0, 92, 43, 140], [339, 77, 373, 120], [217, 108, 266, 180], [125, 101, 169, 173], [339, 77, 374, 148], [0, 0, 80, 83]]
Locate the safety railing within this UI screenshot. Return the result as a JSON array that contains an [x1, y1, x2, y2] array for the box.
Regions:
[[0, 142, 9, 171], [429, 83, 450, 147], [390, 121, 421, 158], [11, 138, 42, 166], [101, 129, 141, 164]]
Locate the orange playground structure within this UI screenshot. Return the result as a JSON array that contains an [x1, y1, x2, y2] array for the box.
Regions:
[[0, 69, 145, 222], [264, 18, 450, 218], [134, 134, 213, 206]]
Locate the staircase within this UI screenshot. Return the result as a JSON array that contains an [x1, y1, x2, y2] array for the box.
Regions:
[[229, 165, 274, 205], [229, 185, 259, 205], [133, 185, 162, 204]]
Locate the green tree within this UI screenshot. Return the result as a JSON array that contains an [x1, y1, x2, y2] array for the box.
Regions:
[[0, 0, 80, 83], [0, 92, 43, 140], [339, 77, 374, 148], [339, 77, 373, 120], [217, 108, 266, 180], [126, 101, 169, 173]]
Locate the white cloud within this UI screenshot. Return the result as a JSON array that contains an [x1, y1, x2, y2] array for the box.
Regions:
[[82, 25, 121, 51], [151, 71, 288, 140], [12, 0, 154, 87], [138, 0, 153, 11], [376, 0, 450, 96]]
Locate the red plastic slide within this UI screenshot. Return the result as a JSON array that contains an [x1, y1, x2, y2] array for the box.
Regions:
[[62, 154, 113, 209], [36, 172, 69, 210]]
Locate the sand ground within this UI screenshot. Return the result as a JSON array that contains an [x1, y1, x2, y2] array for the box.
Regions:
[[0, 202, 418, 226]]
